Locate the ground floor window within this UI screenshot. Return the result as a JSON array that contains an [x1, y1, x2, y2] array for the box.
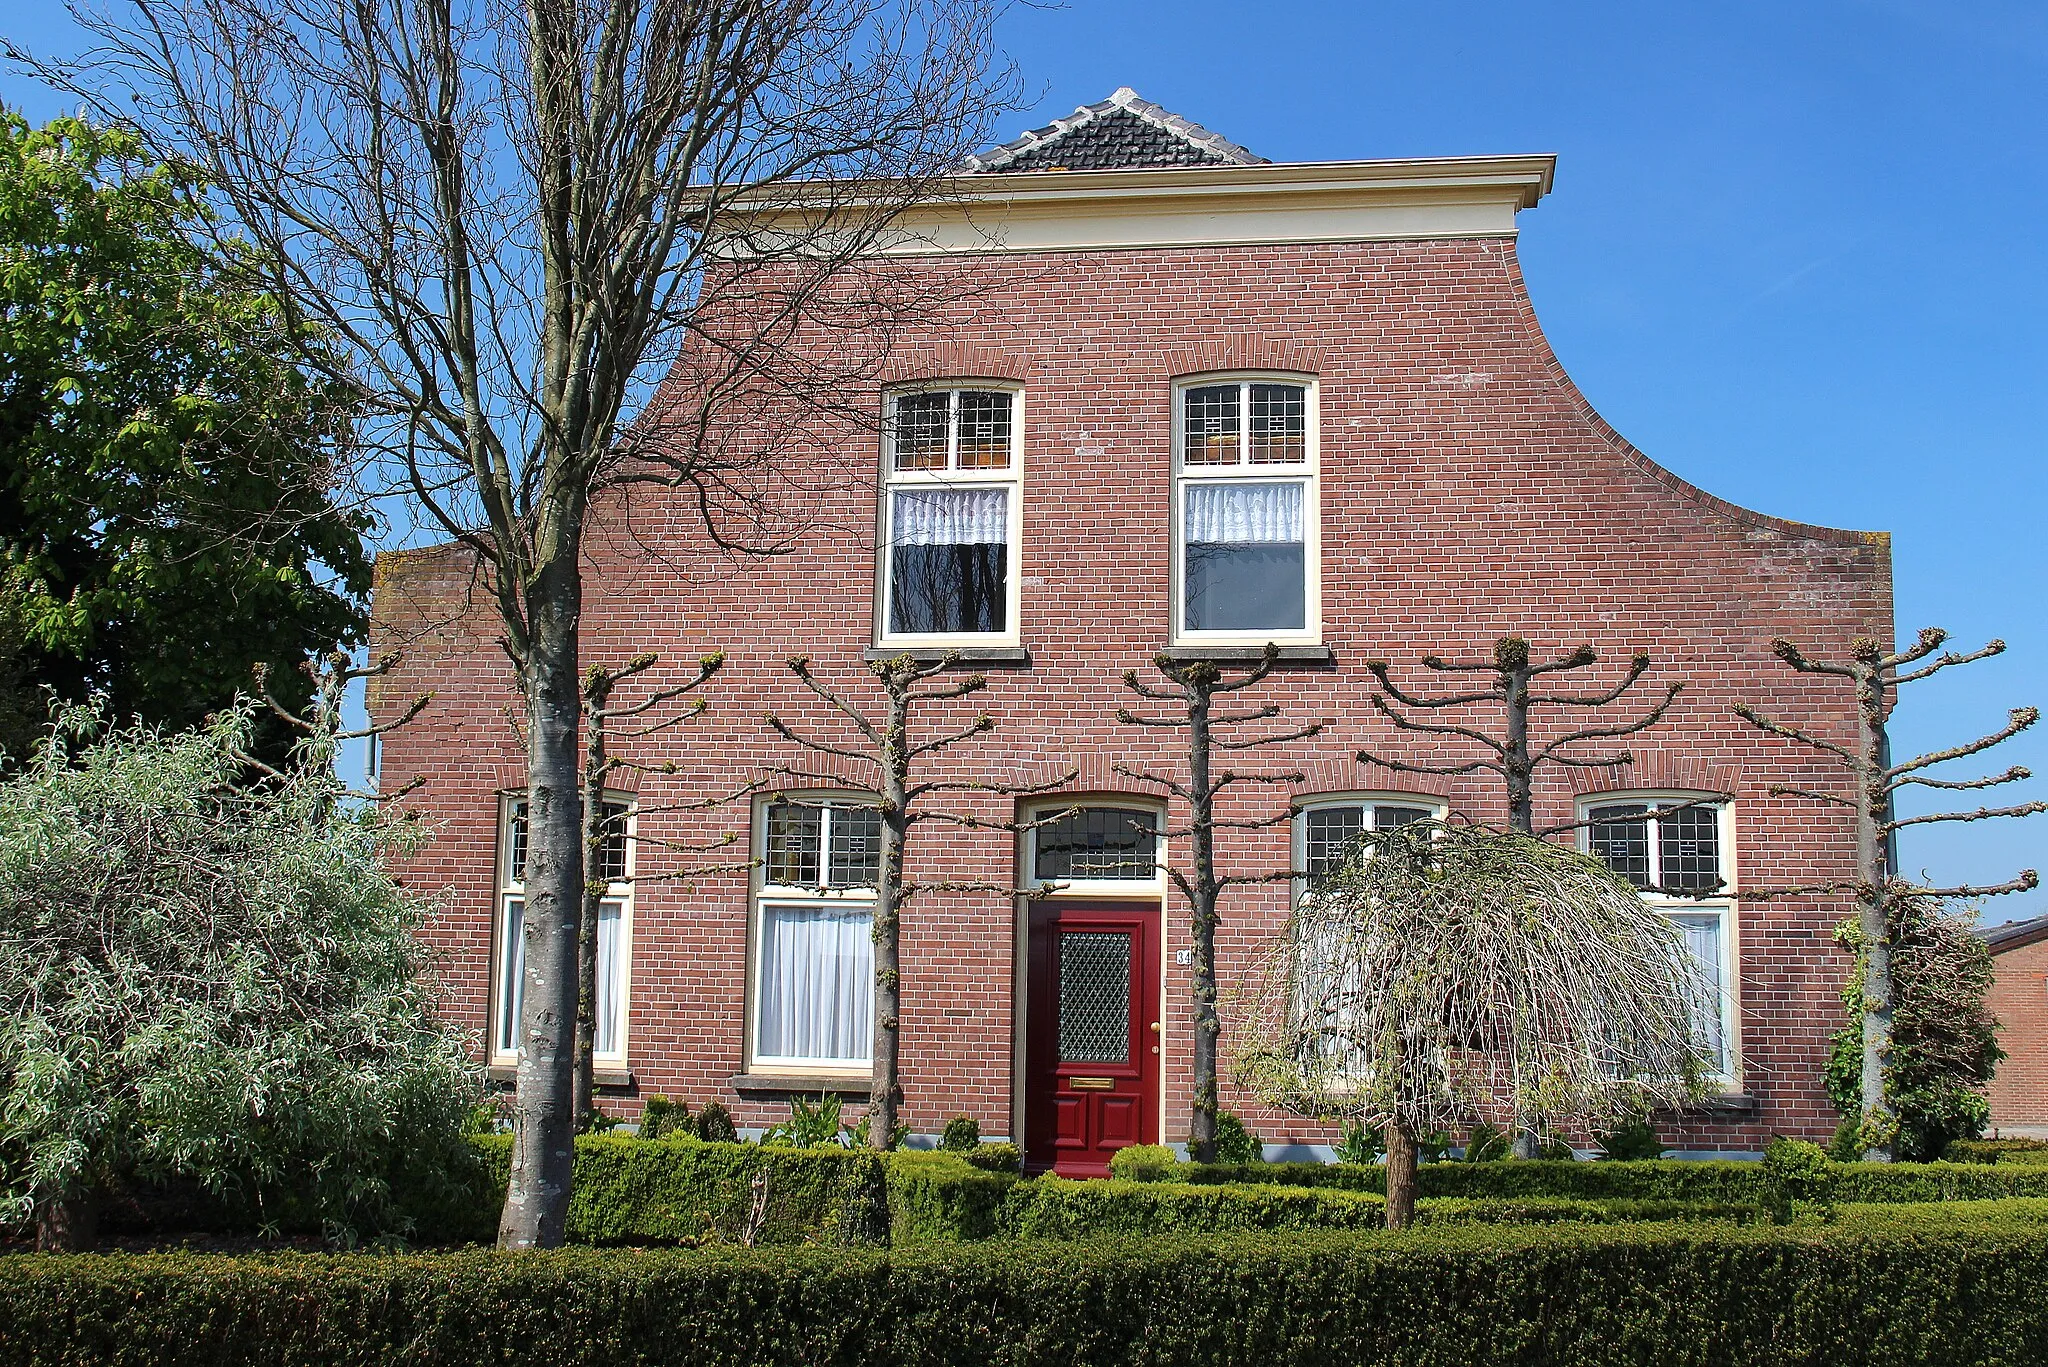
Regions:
[[492, 795, 634, 1066], [751, 796, 879, 1071]]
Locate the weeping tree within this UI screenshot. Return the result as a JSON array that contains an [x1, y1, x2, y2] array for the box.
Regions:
[[1113, 645, 1320, 1163], [1735, 629, 2042, 1161], [23, 0, 1015, 1246], [1239, 821, 1710, 1229], [766, 652, 1072, 1147], [1359, 636, 1684, 1154]]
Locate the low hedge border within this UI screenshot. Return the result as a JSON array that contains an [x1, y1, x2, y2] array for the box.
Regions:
[[7, 1219, 2047, 1366]]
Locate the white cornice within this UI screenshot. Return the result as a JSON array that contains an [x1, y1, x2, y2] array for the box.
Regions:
[[721, 155, 1557, 257]]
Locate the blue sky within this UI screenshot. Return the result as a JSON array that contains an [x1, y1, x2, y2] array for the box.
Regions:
[[6, 2, 2044, 919]]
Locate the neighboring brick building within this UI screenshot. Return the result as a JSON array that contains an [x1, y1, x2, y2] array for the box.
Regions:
[[370, 89, 1892, 1169], [1986, 914, 2048, 1138]]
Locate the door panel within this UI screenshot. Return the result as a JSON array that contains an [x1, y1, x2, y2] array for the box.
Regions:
[[1024, 901, 1160, 1176]]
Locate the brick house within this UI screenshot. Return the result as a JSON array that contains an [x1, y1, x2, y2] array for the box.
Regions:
[[1985, 914, 2048, 1138], [370, 89, 1892, 1169]]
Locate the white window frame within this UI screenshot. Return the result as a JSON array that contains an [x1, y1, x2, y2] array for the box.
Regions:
[[1576, 790, 1741, 1087], [876, 383, 1024, 649], [1170, 373, 1321, 648], [747, 793, 881, 1077], [1292, 792, 1448, 893], [491, 793, 635, 1070], [1020, 800, 1168, 897]]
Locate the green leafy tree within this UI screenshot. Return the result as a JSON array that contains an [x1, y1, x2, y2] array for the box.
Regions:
[[1826, 895, 2003, 1162], [0, 111, 369, 755], [0, 701, 480, 1250]]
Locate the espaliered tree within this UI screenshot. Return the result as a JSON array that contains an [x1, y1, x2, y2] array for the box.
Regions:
[[1358, 637, 1686, 1156], [1114, 645, 1322, 1163], [766, 653, 1073, 1147], [1734, 628, 2044, 1161], [573, 650, 731, 1123], [31, 0, 1015, 1246]]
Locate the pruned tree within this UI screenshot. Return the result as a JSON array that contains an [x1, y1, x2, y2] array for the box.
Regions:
[[1734, 628, 2043, 1161], [765, 652, 1073, 1147], [1238, 821, 1709, 1228], [1360, 638, 1683, 838], [250, 650, 432, 803], [573, 649, 726, 1122], [24, 0, 1015, 1246], [1114, 645, 1322, 1163]]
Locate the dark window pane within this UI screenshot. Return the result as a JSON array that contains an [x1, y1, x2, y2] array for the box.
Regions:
[[892, 392, 948, 469], [1185, 542, 1305, 632], [1304, 805, 1364, 876], [890, 543, 1008, 634], [1588, 804, 1652, 887], [596, 801, 630, 883], [1248, 383, 1306, 463], [766, 803, 822, 887], [1183, 384, 1240, 465], [827, 806, 882, 888], [1059, 931, 1132, 1062], [1036, 807, 1159, 881], [1373, 805, 1432, 830], [508, 801, 528, 883], [955, 390, 1012, 468], [1659, 805, 1723, 893]]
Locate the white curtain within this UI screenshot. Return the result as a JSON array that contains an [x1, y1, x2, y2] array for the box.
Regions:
[[594, 899, 624, 1057], [891, 488, 1007, 546], [1185, 480, 1302, 543], [1668, 912, 1726, 1071], [757, 900, 874, 1064]]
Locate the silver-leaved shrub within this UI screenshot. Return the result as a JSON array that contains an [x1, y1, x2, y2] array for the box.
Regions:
[[0, 702, 482, 1248]]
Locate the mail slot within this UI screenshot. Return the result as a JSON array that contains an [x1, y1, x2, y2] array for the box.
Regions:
[[1067, 1076, 1115, 1090]]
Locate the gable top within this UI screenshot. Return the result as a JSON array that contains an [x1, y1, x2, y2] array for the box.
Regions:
[[963, 87, 1267, 173], [1984, 911, 2048, 955]]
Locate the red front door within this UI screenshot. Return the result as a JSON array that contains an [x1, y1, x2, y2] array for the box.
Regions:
[[1024, 901, 1160, 1176]]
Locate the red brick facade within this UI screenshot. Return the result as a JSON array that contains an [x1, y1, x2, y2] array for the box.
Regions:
[[370, 189, 1892, 1154], [1987, 924, 2048, 1137]]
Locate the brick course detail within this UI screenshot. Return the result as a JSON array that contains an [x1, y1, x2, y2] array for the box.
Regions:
[[370, 232, 1892, 1154]]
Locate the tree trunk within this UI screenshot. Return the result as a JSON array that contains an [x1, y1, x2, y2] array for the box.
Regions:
[[1855, 660, 1896, 1162], [573, 739, 605, 1125], [499, 556, 584, 1248], [1502, 647, 1539, 1160], [35, 1191, 99, 1252], [1384, 1124, 1419, 1230], [868, 690, 911, 1149], [1186, 686, 1220, 1164]]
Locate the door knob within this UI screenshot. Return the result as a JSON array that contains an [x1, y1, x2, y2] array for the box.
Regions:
[[1150, 1022, 1161, 1032]]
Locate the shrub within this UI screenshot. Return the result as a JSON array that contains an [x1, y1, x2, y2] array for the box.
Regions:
[[938, 1116, 980, 1152], [1334, 1119, 1383, 1164], [1212, 1111, 1262, 1165], [638, 1097, 691, 1141], [1460, 1122, 1511, 1162], [1107, 1145, 1177, 1182], [962, 1143, 1021, 1174], [10, 1220, 2048, 1365], [761, 1093, 851, 1149], [696, 1103, 737, 1144], [1945, 1137, 2048, 1163], [885, 1153, 1018, 1244], [1763, 1137, 1834, 1222], [1595, 1117, 1664, 1160], [1002, 1177, 1386, 1239]]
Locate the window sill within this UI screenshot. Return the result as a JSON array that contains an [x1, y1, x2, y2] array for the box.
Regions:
[[865, 646, 1030, 667], [1679, 1090, 1759, 1116], [1158, 644, 1333, 666], [729, 1071, 873, 1095], [488, 1063, 636, 1090]]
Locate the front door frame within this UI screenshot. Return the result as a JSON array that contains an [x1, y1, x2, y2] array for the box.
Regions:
[[1021, 898, 1162, 1175]]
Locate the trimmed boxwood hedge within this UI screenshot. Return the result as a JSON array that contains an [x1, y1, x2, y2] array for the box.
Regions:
[[7, 1218, 2048, 1365]]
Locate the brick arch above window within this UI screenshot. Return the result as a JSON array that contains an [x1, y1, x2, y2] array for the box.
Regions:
[[1291, 758, 1452, 802], [1568, 752, 1735, 800], [881, 342, 1028, 387], [993, 755, 1167, 798], [1164, 337, 1323, 381]]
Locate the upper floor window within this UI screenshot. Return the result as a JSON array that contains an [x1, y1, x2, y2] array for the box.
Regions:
[[752, 797, 879, 1072], [880, 386, 1020, 643], [1579, 793, 1736, 1081], [1295, 795, 1442, 880], [494, 796, 634, 1067], [1025, 804, 1165, 892], [1174, 377, 1318, 644]]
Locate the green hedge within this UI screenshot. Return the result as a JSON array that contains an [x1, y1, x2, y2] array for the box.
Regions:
[[1001, 1177, 1387, 1239], [1944, 1138, 2048, 1164], [8, 1219, 2048, 1365]]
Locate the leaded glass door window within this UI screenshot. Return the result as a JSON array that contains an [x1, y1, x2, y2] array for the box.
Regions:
[[1059, 931, 1133, 1063]]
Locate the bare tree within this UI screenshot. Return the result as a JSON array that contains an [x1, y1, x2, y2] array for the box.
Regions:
[[1358, 636, 1684, 1155], [765, 652, 1072, 1147], [1733, 628, 2043, 1161], [1113, 645, 1321, 1163], [27, 0, 1013, 1245], [250, 651, 431, 805], [1238, 821, 1708, 1228]]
